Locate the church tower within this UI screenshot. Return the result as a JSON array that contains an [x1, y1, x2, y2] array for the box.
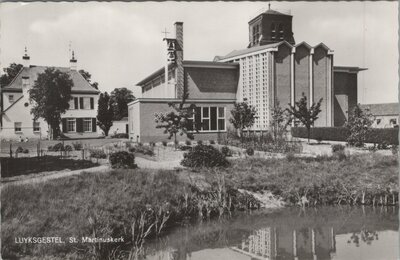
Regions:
[[248, 6, 295, 48]]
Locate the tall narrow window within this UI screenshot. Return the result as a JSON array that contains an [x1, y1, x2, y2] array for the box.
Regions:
[[83, 118, 92, 132], [217, 107, 225, 131], [14, 122, 22, 133], [74, 97, 79, 109], [278, 24, 284, 40], [8, 95, 14, 103], [33, 121, 40, 132], [67, 118, 76, 132], [202, 107, 210, 131], [271, 23, 276, 40]]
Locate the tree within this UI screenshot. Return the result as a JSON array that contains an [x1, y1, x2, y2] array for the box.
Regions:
[[0, 63, 23, 119], [0, 63, 23, 88], [270, 101, 291, 142], [78, 69, 99, 90], [287, 94, 322, 143], [29, 68, 73, 139], [154, 89, 197, 148], [345, 104, 374, 147], [110, 87, 135, 120], [97, 92, 114, 136], [229, 101, 257, 139]]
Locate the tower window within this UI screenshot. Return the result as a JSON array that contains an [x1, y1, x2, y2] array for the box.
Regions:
[[253, 24, 260, 45], [278, 24, 284, 40], [271, 23, 276, 40]]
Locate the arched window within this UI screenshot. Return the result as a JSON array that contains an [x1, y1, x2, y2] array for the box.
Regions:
[[271, 23, 276, 39]]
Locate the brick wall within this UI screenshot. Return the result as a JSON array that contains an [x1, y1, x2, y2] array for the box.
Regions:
[[294, 45, 310, 102], [185, 67, 238, 99], [313, 47, 328, 126], [274, 44, 291, 109], [137, 101, 235, 143]]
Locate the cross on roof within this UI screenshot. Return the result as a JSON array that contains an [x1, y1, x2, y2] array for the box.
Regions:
[[162, 28, 170, 38]]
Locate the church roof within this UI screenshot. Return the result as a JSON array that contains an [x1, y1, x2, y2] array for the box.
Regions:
[[360, 103, 399, 116], [2, 65, 99, 94], [263, 9, 292, 16], [214, 41, 289, 61]]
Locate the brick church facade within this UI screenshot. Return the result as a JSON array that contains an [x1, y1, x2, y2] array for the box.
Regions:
[[128, 8, 365, 143]]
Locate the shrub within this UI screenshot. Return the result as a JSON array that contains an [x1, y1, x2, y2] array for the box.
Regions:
[[149, 142, 156, 147], [209, 140, 216, 145], [72, 142, 83, 151], [138, 142, 143, 147], [334, 150, 347, 161], [391, 145, 398, 155], [111, 133, 129, 139], [135, 146, 154, 156], [316, 136, 323, 144], [16, 146, 24, 153], [162, 141, 168, 147], [246, 147, 254, 156], [129, 147, 136, 153], [377, 141, 389, 150], [185, 140, 192, 146], [197, 140, 203, 145], [181, 145, 229, 168], [221, 146, 232, 157], [286, 152, 296, 162], [52, 143, 64, 152], [64, 145, 73, 152], [331, 144, 345, 153], [90, 149, 107, 159], [23, 149, 29, 154], [109, 151, 137, 169], [178, 145, 192, 151]]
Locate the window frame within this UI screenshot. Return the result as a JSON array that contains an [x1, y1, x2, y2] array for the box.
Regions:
[[33, 121, 40, 132], [14, 122, 22, 133], [67, 118, 76, 132], [83, 118, 92, 132], [189, 106, 226, 133]]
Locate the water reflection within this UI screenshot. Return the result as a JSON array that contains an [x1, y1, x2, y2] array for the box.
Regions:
[[145, 206, 398, 260]]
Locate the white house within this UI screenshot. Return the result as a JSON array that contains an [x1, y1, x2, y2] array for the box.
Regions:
[[361, 103, 399, 128], [0, 50, 100, 140]]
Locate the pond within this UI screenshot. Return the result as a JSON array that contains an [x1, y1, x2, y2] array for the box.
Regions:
[[143, 206, 398, 260]]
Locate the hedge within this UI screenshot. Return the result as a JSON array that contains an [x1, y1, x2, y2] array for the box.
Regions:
[[291, 127, 398, 145]]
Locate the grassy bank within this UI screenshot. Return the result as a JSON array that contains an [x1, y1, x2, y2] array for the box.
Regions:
[[2, 153, 397, 259], [221, 153, 398, 206]]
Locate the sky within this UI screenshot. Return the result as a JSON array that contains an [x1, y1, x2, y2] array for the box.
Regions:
[[0, 1, 398, 104]]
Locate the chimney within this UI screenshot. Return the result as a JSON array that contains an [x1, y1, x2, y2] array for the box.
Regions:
[[22, 47, 30, 68], [70, 50, 77, 70], [174, 22, 184, 98], [22, 75, 30, 97]]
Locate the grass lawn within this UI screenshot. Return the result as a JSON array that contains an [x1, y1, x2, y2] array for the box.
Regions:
[[1, 153, 397, 259], [0, 156, 99, 178]]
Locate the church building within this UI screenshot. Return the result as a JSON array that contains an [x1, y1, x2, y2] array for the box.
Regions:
[[128, 8, 365, 143]]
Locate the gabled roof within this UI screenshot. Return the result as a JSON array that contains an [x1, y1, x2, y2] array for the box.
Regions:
[[360, 103, 399, 116], [2, 65, 99, 94], [295, 41, 313, 50]]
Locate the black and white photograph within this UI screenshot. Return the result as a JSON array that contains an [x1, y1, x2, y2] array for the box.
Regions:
[[0, 1, 398, 259]]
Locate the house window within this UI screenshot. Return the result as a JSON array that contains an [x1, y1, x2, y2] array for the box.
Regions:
[[271, 23, 276, 39], [8, 95, 14, 103], [390, 118, 397, 125], [83, 98, 90, 109], [33, 122, 40, 132], [376, 119, 381, 125], [83, 118, 92, 132], [14, 122, 22, 132], [69, 99, 75, 109], [67, 119, 76, 132], [218, 107, 226, 131]]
